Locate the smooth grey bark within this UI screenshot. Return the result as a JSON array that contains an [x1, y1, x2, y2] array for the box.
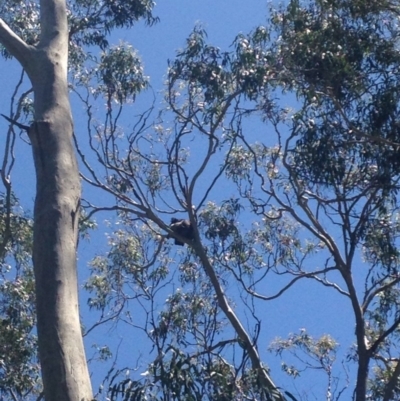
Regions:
[[193, 237, 287, 401], [0, 1, 93, 400]]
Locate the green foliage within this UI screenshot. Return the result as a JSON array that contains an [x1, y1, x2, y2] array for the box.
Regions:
[[200, 199, 242, 242], [68, 0, 157, 48], [106, 347, 286, 401], [0, 0, 40, 57], [0, 0, 157, 58], [270, 0, 400, 190], [95, 44, 149, 104], [85, 228, 149, 310], [169, 23, 273, 110], [270, 329, 338, 378], [0, 274, 39, 397], [0, 193, 39, 398]]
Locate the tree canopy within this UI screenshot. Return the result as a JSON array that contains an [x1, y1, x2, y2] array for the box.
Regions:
[[1, 0, 400, 400]]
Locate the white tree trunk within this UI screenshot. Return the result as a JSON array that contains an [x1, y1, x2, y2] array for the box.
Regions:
[[0, 0, 93, 400]]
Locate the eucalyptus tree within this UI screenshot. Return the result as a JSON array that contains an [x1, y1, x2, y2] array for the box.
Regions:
[[0, 0, 156, 400], [266, 1, 400, 400], [75, 27, 290, 401], [79, 1, 400, 401]]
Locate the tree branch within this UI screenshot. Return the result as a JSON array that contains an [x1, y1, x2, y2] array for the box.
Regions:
[[1, 114, 30, 132], [0, 19, 34, 69], [368, 316, 400, 357], [193, 239, 287, 400]]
